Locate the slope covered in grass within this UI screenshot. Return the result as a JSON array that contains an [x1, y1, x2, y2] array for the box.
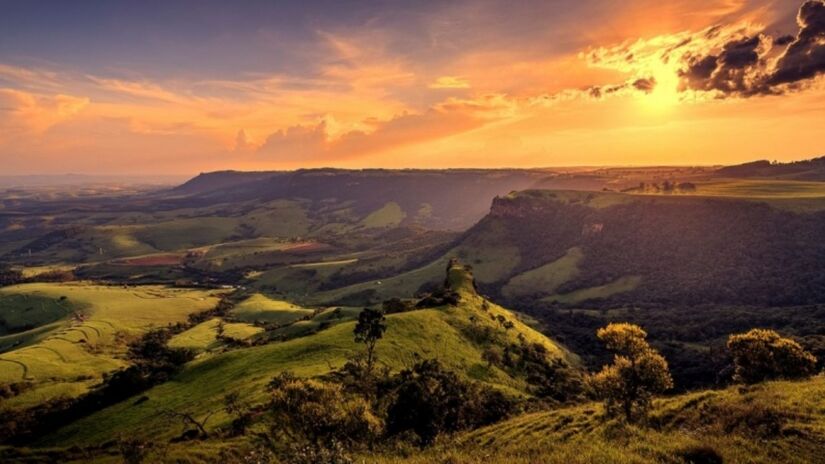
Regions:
[[0, 284, 222, 407], [40, 265, 576, 447], [168, 318, 263, 351], [230, 293, 315, 325], [370, 375, 825, 464]]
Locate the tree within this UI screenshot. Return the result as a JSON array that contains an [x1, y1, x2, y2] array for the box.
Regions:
[[0, 266, 23, 287], [159, 408, 216, 439], [482, 347, 502, 368], [353, 308, 386, 375], [267, 372, 382, 462], [385, 359, 514, 446], [588, 323, 673, 422], [224, 391, 252, 436], [727, 329, 818, 384]]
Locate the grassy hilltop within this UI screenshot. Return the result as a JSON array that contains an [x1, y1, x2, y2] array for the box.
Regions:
[[31, 264, 576, 449]]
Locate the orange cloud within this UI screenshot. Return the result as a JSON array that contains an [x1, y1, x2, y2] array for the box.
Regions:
[[429, 76, 471, 89], [0, 88, 88, 137]]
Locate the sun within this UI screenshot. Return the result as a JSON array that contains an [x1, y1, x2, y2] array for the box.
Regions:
[[639, 62, 682, 113]]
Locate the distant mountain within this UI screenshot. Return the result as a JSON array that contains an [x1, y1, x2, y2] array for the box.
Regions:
[[168, 168, 554, 230], [171, 170, 284, 195], [716, 156, 825, 180]]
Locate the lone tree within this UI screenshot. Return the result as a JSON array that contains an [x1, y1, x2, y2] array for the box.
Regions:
[[727, 329, 818, 384], [354, 308, 387, 375], [589, 323, 673, 422]]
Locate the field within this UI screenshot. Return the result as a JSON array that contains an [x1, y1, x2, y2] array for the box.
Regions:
[[542, 276, 642, 305], [630, 178, 825, 211], [662, 178, 825, 199], [0, 283, 222, 407], [230, 293, 315, 325], [502, 247, 583, 299], [169, 318, 263, 351]]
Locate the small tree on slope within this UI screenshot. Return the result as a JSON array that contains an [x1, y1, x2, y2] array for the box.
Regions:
[[589, 323, 673, 423], [727, 329, 817, 384], [353, 308, 387, 376]]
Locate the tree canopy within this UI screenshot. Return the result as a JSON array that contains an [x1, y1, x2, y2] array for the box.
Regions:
[[589, 323, 673, 422], [727, 329, 818, 384]]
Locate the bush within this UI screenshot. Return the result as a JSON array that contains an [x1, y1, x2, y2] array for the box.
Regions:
[[676, 445, 723, 464], [588, 323, 673, 422], [267, 373, 382, 459], [727, 329, 818, 384], [384, 359, 515, 446]]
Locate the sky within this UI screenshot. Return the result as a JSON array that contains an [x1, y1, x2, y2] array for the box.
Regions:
[[0, 0, 824, 175]]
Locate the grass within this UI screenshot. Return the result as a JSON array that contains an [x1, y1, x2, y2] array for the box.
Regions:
[[231, 294, 315, 325], [169, 318, 263, 351], [674, 179, 825, 199], [0, 283, 222, 407], [306, 220, 521, 306], [502, 247, 583, 299], [39, 266, 576, 446], [266, 306, 362, 339], [625, 179, 825, 212], [543, 276, 642, 305], [360, 202, 407, 228], [309, 254, 450, 305], [17, 199, 314, 265], [455, 218, 521, 284], [366, 375, 825, 464], [0, 293, 80, 339]]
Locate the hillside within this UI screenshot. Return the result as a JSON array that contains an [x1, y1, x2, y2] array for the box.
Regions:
[[368, 375, 825, 464], [717, 156, 825, 181], [314, 188, 825, 308], [0, 284, 223, 408], [164, 168, 552, 231], [29, 264, 578, 448]]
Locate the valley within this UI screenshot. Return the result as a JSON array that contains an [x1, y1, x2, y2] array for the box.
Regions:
[[1, 161, 825, 463]]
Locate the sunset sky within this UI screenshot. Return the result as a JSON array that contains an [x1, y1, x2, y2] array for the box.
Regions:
[[1, 0, 824, 175]]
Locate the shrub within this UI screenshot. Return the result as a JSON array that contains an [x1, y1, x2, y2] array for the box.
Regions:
[[588, 323, 673, 422], [267, 373, 382, 460], [727, 329, 818, 384], [384, 359, 515, 446], [676, 445, 723, 464]]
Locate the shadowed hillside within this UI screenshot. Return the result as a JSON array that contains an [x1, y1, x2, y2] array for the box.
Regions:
[[717, 156, 825, 181], [169, 169, 553, 231]]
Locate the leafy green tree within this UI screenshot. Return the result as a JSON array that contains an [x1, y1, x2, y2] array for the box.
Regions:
[[727, 329, 818, 384], [589, 323, 673, 422], [353, 308, 386, 375]]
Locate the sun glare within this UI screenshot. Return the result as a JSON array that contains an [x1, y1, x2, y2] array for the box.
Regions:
[[640, 62, 681, 113]]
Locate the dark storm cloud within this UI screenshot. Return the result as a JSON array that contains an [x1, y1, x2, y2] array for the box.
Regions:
[[773, 35, 795, 46], [678, 0, 825, 97], [767, 0, 825, 86]]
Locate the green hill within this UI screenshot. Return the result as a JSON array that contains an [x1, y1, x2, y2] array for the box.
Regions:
[[35, 264, 577, 447], [0, 284, 222, 408]]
